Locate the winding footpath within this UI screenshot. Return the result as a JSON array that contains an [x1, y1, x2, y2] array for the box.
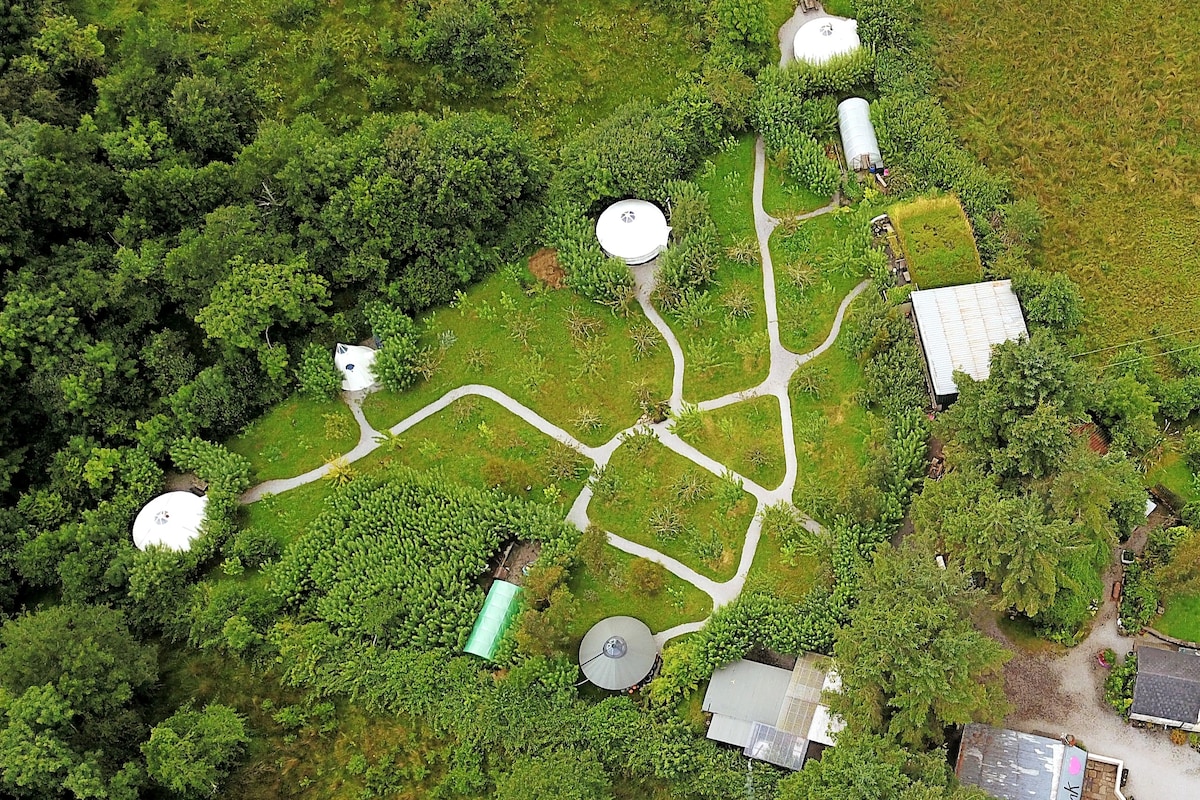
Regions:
[[241, 136, 867, 641]]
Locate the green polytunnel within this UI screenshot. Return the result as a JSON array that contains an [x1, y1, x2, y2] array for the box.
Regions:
[[464, 580, 523, 660]]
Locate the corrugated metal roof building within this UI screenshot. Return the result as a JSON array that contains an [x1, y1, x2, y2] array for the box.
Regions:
[[910, 280, 1028, 407]]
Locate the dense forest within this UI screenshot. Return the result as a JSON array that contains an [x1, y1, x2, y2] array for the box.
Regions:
[[2, 0, 1197, 797]]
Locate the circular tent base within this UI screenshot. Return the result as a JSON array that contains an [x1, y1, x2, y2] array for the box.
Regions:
[[578, 615, 658, 691], [595, 199, 671, 266], [132, 492, 208, 552]]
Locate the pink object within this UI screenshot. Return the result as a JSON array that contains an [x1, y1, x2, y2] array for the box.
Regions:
[[1069, 756, 1083, 775]]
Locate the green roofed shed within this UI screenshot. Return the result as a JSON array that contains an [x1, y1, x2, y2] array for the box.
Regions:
[[464, 580, 523, 660]]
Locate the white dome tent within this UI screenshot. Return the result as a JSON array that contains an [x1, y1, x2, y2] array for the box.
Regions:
[[334, 343, 378, 392], [578, 616, 658, 691], [793, 17, 860, 66], [595, 199, 671, 265], [132, 492, 208, 552], [837, 97, 884, 171]]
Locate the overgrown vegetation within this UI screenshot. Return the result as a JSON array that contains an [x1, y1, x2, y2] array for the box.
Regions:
[[890, 194, 982, 289]]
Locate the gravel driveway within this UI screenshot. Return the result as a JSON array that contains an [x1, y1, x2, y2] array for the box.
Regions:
[[997, 564, 1200, 797]]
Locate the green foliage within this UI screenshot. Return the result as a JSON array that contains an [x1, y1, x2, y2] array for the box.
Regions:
[[844, 293, 929, 415], [1104, 651, 1138, 719], [294, 342, 343, 399], [272, 469, 577, 648], [655, 181, 722, 309], [401, 0, 524, 94], [142, 703, 248, 799], [890, 194, 983, 289], [365, 301, 421, 392], [544, 203, 635, 309], [1010, 269, 1084, 331], [494, 749, 613, 800]]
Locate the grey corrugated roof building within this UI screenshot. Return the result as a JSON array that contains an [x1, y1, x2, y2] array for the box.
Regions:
[[1130, 646, 1200, 731], [909, 280, 1028, 407], [955, 724, 1127, 800]]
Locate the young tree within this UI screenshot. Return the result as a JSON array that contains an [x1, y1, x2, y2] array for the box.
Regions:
[[295, 342, 342, 400], [830, 547, 1010, 748], [142, 704, 248, 800], [195, 255, 329, 351]]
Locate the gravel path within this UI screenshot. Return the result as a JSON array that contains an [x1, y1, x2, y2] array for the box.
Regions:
[[997, 567, 1200, 797]]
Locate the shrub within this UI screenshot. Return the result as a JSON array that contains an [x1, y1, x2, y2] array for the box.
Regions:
[[1010, 269, 1084, 331], [295, 342, 342, 399], [401, 0, 523, 92], [544, 203, 634, 309], [628, 559, 667, 596], [365, 301, 421, 391]]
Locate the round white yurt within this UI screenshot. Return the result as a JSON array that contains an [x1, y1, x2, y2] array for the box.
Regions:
[[793, 17, 860, 66], [578, 616, 658, 691], [334, 343, 378, 392], [132, 492, 208, 552], [837, 97, 884, 171], [595, 199, 671, 265]]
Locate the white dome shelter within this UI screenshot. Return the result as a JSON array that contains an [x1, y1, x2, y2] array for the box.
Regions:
[[793, 17, 860, 66], [578, 616, 658, 691], [837, 97, 884, 171], [334, 343, 377, 392], [133, 492, 208, 552], [595, 199, 671, 265]]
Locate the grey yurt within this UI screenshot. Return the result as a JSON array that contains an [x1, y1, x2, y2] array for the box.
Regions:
[[578, 616, 658, 691]]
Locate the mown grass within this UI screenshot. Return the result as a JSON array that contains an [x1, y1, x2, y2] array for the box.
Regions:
[[676, 396, 786, 490], [772, 210, 873, 353], [667, 134, 770, 402], [762, 158, 832, 218], [1146, 449, 1199, 504], [789, 344, 875, 523], [1155, 593, 1200, 644], [745, 531, 823, 603], [589, 433, 756, 582], [226, 395, 359, 483], [361, 267, 673, 447], [77, 0, 703, 143], [922, 0, 1200, 349], [568, 545, 712, 644], [890, 194, 982, 289]]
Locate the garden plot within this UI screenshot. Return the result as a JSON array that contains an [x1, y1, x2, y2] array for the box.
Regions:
[[890, 194, 982, 289], [676, 397, 787, 491]]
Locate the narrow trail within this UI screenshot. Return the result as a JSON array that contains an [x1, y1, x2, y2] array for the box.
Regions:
[[240, 134, 863, 641]]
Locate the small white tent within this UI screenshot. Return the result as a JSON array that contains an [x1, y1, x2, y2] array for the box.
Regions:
[[837, 97, 883, 171], [133, 492, 208, 552], [595, 199, 671, 265], [793, 17, 860, 66], [334, 343, 378, 392]]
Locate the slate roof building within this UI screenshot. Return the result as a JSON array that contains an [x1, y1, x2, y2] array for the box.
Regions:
[[954, 724, 1127, 800], [909, 279, 1028, 408], [1130, 646, 1200, 731], [701, 654, 842, 770]]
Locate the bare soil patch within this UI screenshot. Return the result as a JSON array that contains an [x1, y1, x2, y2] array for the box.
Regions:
[[528, 248, 566, 289]]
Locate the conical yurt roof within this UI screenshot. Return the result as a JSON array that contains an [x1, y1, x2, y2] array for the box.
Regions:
[[793, 16, 860, 66], [595, 199, 671, 265], [578, 615, 657, 690], [132, 492, 208, 552], [334, 343, 378, 392]]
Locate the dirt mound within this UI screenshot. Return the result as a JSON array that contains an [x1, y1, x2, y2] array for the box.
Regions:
[[528, 247, 566, 289]]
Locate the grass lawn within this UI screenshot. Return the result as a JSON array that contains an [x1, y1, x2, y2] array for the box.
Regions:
[[375, 395, 589, 513], [77, 0, 702, 144], [789, 344, 876, 524], [1146, 448, 1199, 504], [762, 157, 832, 218], [665, 135, 770, 402], [890, 194, 983, 289], [1156, 593, 1200, 643], [361, 267, 673, 447], [922, 0, 1200, 350], [240, 474, 338, 550], [744, 531, 823, 603], [773, 210, 874, 354], [226, 395, 358, 483], [676, 396, 786, 490], [589, 433, 757, 582], [568, 545, 712, 644]]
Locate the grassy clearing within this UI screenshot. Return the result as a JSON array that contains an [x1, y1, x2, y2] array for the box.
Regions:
[[890, 194, 982, 289], [226, 395, 358, 483], [762, 158, 832, 218], [589, 433, 757, 582], [77, 0, 702, 143], [1146, 449, 1199, 504], [789, 344, 875, 523], [665, 135, 770, 402], [922, 0, 1200, 349], [361, 268, 673, 447], [745, 532, 823, 603], [676, 396, 786, 490], [772, 210, 873, 353], [375, 396, 588, 513], [568, 545, 712, 644], [1156, 593, 1200, 643]]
